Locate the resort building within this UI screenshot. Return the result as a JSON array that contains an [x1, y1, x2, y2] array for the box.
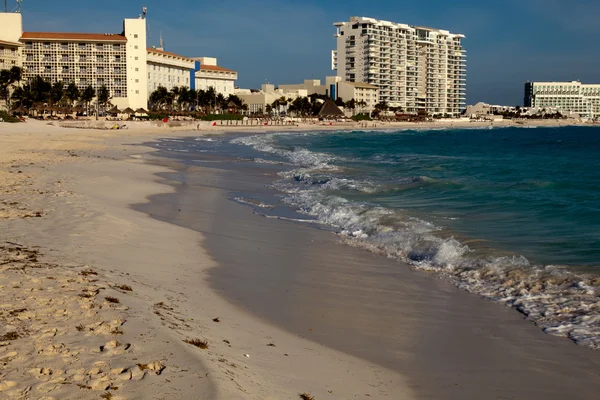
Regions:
[[193, 57, 237, 96], [235, 83, 307, 114], [332, 16, 467, 116], [0, 12, 23, 70], [147, 47, 195, 92], [524, 81, 600, 119], [278, 76, 379, 112], [0, 11, 149, 110]]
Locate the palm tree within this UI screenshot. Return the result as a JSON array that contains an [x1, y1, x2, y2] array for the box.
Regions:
[[0, 66, 22, 110], [205, 86, 216, 112], [64, 82, 80, 106], [97, 85, 110, 114], [80, 85, 96, 116]]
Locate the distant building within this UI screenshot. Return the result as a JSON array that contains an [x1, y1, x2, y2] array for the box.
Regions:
[[193, 57, 237, 96], [0, 12, 22, 70], [333, 16, 466, 116], [147, 47, 195, 92], [278, 76, 379, 112], [524, 81, 600, 119], [235, 83, 307, 114], [0, 11, 149, 110]]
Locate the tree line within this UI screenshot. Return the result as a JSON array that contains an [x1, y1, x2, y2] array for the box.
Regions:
[[1, 66, 111, 115], [149, 85, 247, 113]]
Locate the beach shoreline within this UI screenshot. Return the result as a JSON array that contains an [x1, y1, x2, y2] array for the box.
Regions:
[[0, 120, 415, 399], [1, 120, 600, 399]]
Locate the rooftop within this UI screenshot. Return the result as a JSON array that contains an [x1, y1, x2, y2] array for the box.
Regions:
[[20, 32, 127, 42], [0, 39, 23, 47], [199, 64, 236, 73], [147, 47, 195, 62]]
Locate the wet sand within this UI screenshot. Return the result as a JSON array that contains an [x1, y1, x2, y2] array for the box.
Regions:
[[136, 149, 600, 400]]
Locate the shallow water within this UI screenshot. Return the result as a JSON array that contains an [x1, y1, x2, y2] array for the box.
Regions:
[[150, 126, 600, 349]]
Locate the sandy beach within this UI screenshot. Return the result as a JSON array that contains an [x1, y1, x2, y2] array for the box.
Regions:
[[1, 119, 599, 399]]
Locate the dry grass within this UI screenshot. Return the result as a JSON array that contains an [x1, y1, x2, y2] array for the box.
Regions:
[[80, 269, 98, 276], [114, 284, 132, 291], [110, 327, 124, 335], [75, 324, 85, 332], [299, 394, 315, 400], [184, 338, 208, 349], [0, 332, 19, 341], [104, 296, 120, 304], [136, 363, 148, 371], [100, 392, 113, 399]]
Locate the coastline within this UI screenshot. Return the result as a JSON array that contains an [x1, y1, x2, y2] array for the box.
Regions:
[[1, 120, 599, 399], [136, 135, 600, 400], [0, 120, 414, 399]]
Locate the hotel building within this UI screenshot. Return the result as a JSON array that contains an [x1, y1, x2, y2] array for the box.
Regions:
[[147, 47, 195, 92], [0, 12, 22, 71], [279, 76, 379, 112], [193, 57, 238, 96], [0, 11, 149, 110], [524, 81, 600, 119], [333, 16, 466, 116]]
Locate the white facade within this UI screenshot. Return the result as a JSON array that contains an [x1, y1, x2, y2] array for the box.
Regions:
[[194, 57, 237, 96], [524, 81, 600, 119], [1, 12, 149, 110], [147, 47, 194, 92], [338, 81, 379, 112], [333, 16, 466, 116], [235, 84, 307, 114], [0, 12, 23, 71], [122, 18, 148, 110]]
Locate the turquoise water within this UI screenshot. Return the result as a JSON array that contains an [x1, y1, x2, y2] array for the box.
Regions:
[[229, 126, 600, 349], [256, 126, 600, 270], [152, 126, 600, 349]]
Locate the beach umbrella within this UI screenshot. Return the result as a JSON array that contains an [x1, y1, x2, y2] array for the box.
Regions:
[[135, 108, 148, 114], [121, 107, 135, 114], [107, 106, 121, 115], [318, 99, 345, 118]]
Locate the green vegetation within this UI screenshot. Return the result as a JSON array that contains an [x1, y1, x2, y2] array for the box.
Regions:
[[352, 113, 372, 121], [148, 86, 247, 113], [0, 110, 21, 122], [199, 113, 243, 121]]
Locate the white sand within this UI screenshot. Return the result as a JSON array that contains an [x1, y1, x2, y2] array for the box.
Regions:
[[0, 120, 415, 399]]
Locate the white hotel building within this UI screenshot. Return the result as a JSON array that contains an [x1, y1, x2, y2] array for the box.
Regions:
[[193, 57, 238, 97], [524, 81, 600, 119], [147, 47, 195, 92], [333, 16, 466, 116]]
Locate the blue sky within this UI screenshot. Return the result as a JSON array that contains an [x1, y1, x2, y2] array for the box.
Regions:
[[17, 0, 600, 105]]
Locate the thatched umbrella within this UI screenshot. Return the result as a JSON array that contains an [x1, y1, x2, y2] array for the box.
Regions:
[[318, 99, 345, 119], [12, 106, 27, 115], [107, 106, 121, 115], [122, 107, 135, 114], [135, 108, 148, 114]]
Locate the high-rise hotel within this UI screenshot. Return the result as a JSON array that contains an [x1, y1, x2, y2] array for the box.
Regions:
[[332, 16, 466, 116]]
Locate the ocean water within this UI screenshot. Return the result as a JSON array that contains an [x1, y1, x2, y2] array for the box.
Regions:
[[153, 126, 600, 349]]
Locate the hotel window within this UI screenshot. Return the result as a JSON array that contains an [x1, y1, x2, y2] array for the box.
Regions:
[[43, 42, 50, 49], [134, 56, 138, 60], [62, 66, 69, 73], [113, 44, 121, 51], [97, 55, 104, 62], [26, 54, 33, 61], [97, 78, 104, 85], [115, 89, 122, 97], [134, 34, 138, 38], [25, 42, 32, 49], [80, 78, 87, 85], [135, 90, 139, 94], [61, 43, 68, 50], [43, 53, 51, 60], [115, 78, 121, 85], [135, 79, 139, 83], [114, 67, 121, 74], [114, 55, 121, 62], [61, 54, 69, 62], [44, 65, 52, 73], [96, 44, 104, 51], [97, 66, 104, 74], [134, 45, 138, 49], [80, 66, 86, 73], [79, 55, 86, 62], [135, 68, 139, 71], [78, 43, 86, 50]]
